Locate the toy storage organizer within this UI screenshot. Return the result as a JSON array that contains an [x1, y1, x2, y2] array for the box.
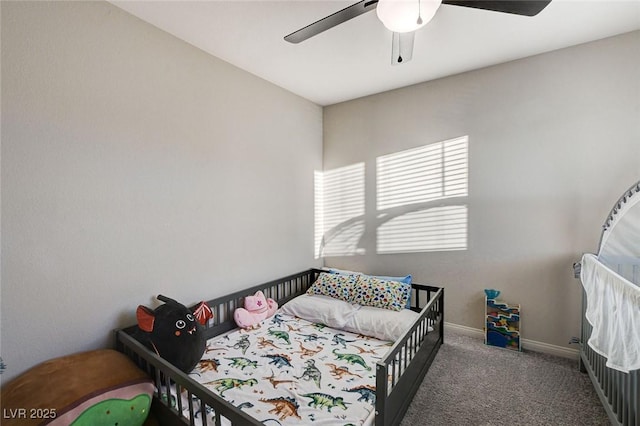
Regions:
[[576, 179, 639, 426], [484, 297, 521, 352]]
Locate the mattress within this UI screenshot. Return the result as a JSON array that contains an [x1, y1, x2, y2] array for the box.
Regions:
[[161, 312, 392, 425]]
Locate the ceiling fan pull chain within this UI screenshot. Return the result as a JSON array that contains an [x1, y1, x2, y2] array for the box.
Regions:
[[417, 0, 423, 25]]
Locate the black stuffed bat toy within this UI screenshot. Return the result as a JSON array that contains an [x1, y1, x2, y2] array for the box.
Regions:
[[135, 295, 212, 373]]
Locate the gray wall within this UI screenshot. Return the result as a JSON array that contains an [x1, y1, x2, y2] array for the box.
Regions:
[[323, 31, 640, 351], [1, 1, 322, 382], [2, 0, 638, 383]]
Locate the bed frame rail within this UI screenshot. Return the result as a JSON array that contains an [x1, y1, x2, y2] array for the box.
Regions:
[[117, 269, 322, 426], [579, 288, 639, 426], [197, 269, 321, 340], [376, 285, 444, 426], [116, 269, 444, 426], [116, 328, 263, 426]]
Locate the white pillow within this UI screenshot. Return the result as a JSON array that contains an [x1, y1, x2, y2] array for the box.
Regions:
[[342, 305, 419, 342], [279, 294, 359, 329]]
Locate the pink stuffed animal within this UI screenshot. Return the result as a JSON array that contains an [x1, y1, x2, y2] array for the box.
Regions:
[[234, 290, 278, 329]]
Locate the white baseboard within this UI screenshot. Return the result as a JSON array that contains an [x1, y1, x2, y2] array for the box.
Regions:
[[444, 322, 484, 338], [444, 322, 579, 360], [520, 338, 579, 360]]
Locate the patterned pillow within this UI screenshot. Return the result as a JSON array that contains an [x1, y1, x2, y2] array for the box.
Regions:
[[306, 273, 357, 302], [329, 269, 413, 308], [350, 275, 410, 312]]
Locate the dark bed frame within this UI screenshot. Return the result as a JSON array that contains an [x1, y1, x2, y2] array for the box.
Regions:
[[115, 268, 444, 426]]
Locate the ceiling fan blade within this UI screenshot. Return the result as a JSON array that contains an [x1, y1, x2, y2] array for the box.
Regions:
[[442, 0, 551, 17], [391, 32, 415, 65], [284, 0, 379, 44]]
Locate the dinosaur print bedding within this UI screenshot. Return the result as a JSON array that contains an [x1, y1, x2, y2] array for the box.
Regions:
[[173, 312, 393, 425]]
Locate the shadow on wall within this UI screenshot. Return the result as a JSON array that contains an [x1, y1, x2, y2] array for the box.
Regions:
[[315, 136, 469, 258]]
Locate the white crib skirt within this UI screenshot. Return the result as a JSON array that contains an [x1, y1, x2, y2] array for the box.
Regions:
[[580, 253, 640, 373]]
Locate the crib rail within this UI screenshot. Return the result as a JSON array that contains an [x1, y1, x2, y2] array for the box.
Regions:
[[580, 288, 639, 426], [376, 285, 444, 426]]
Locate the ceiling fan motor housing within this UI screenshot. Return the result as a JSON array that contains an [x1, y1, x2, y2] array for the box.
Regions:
[[376, 0, 443, 33]]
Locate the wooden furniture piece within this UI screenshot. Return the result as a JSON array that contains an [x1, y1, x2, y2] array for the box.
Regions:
[[116, 268, 444, 426]]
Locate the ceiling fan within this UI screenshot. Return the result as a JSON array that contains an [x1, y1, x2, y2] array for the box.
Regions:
[[284, 0, 552, 65]]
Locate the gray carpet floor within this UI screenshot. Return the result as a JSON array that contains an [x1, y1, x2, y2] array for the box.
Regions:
[[401, 330, 610, 426]]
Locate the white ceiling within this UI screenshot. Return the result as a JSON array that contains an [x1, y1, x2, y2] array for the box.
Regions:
[[111, 0, 640, 106]]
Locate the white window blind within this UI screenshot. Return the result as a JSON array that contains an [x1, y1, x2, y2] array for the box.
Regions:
[[376, 136, 468, 254]]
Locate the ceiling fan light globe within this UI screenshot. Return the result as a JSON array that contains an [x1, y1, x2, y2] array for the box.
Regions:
[[377, 0, 442, 33]]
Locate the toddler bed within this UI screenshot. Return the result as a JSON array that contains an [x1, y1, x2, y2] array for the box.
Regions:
[[116, 268, 444, 426]]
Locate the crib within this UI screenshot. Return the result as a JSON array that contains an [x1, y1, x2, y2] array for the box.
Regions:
[[576, 180, 640, 426], [115, 268, 444, 426]]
